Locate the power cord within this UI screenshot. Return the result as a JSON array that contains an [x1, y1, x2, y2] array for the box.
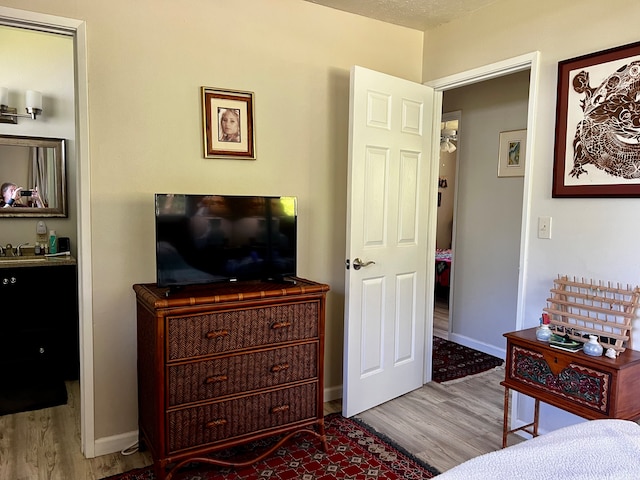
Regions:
[[121, 441, 139, 456]]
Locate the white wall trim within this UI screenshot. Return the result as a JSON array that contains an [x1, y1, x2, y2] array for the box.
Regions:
[[323, 385, 342, 403], [448, 333, 506, 360], [426, 52, 537, 91], [94, 430, 139, 458], [74, 21, 96, 459], [0, 6, 95, 459]]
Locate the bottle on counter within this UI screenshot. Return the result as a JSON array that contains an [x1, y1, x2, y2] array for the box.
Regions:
[[49, 230, 57, 254]]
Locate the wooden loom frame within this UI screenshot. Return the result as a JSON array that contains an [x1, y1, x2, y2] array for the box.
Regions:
[[543, 275, 640, 354]]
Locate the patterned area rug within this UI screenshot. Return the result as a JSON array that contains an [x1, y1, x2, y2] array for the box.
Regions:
[[433, 336, 504, 383], [101, 413, 439, 479]]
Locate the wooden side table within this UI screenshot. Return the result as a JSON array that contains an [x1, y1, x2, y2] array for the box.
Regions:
[[501, 328, 640, 447]]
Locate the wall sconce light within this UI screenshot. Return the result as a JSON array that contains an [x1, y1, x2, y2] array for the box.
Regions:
[[0, 87, 43, 124]]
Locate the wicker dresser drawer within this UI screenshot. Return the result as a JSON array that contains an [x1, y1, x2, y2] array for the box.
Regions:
[[508, 344, 611, 414], [167, 301, 319, 361], [135, 278, 329, 480], [167, 342, 318, 406], [167, 382, 318, 452]]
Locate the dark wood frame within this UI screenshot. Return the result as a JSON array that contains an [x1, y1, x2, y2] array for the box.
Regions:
[[201, 87, 256, 160], [553, 41, 640, 197]]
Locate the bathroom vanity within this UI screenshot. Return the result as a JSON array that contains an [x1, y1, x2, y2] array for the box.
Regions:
[[0, 256, 79, 381]]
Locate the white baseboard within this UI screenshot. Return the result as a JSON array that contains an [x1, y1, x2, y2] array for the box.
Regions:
[[94, 430, 139, 457], [324, 384, 342, 403], [449, 332, 506, 360]]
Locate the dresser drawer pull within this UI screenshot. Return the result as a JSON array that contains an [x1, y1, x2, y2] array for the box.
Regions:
[[271, 321, 292, 330], [271, 404, 290, 414], [271, 363, 290, 373], [205, 329, 230, 339], [204, 374, 228, 384], [205, 418, 228, 428]]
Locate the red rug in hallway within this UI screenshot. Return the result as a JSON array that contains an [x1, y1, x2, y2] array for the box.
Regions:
[[433, 336, 504, 383], [101, 413, 439, 479]]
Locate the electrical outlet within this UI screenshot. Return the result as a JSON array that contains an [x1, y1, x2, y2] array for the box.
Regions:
[[538, 216, 552, 239]]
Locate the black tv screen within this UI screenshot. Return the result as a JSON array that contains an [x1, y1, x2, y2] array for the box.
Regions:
[[155, 194, 297, 288]]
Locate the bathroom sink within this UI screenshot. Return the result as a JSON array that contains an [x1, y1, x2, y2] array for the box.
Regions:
[[0, 256, 50, 264], [0, 255, 75, 267]]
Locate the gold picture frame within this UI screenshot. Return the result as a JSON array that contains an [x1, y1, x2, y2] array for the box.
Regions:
[[201, 87, 256, 160], [498, 129, 526, 177]]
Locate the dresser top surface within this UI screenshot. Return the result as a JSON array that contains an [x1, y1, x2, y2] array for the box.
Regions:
[[134, 277, 329, 309], [505, 328, 640, 366]]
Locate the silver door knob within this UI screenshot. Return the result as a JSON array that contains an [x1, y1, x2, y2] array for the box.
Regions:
[[352, 258, 375, 270]]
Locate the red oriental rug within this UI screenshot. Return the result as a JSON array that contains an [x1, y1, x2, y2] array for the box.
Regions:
[[100, 413, 439, 479], [432, 336, 504, 383]]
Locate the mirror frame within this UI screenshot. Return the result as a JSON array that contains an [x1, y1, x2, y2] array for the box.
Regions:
[[0, 134, 67, 218]]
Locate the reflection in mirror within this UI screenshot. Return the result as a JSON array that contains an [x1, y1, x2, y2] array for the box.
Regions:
[[0, 135, 66, 217]]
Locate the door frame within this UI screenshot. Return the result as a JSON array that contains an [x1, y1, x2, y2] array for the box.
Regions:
[[0, 6, 96, 457], [425, 52, 540, 410]]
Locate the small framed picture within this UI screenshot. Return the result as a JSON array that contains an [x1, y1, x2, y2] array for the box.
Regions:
[[201, 87, 256, 159], [498, 129, 526, 177]]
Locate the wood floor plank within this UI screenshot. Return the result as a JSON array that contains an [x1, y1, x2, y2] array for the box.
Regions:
[[2, 333, 516, 477], [356, 367, 523, 473]]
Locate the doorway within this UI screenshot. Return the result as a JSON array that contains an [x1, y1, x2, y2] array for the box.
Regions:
[[0, 7, 95, 457], [345, 54, 539, 414], [434, 70, 531, 358]]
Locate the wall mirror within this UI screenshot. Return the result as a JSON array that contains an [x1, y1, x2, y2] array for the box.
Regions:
[[0, 134, 67, 217]]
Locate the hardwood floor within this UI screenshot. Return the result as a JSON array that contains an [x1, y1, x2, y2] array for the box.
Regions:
[[1, 299, 515, 479], [433, 295, 450, 339], [0, 381, 153, 480], [355, 367, 522, 473], [1, 373, 516, 478]]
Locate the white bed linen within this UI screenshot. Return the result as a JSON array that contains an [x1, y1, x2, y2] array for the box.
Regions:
[[437, 419, 640, 479]]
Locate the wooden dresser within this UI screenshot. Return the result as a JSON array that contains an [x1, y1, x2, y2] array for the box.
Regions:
[[501, 328, 640, 447], [134, 278, 329, 480]]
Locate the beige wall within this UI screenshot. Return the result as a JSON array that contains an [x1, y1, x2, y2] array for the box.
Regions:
[[0, 0, 423, 444], [9, 0, 636, 449], [425, 0, 640, 431]]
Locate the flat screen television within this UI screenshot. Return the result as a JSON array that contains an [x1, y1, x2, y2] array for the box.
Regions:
[[155, 194, 297, 289]]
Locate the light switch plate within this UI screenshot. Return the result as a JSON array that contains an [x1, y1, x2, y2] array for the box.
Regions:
[[36, 221, 47, 234], [538, 216, 551, 239]]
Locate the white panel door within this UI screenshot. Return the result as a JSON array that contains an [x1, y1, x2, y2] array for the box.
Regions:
[[343, 66, 435, 417]]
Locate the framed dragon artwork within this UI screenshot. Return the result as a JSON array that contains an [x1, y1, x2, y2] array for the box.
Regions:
[[553, 41, 640, 197]]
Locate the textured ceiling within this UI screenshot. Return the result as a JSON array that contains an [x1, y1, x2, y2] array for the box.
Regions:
[[303, 0, 499, 30]]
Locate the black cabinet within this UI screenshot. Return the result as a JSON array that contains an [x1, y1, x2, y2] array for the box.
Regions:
[[0, 260, 79, 380]]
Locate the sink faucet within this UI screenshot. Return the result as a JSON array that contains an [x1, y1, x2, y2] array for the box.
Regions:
[[16, 242, 30, 256], [0, 244, 4, 256]]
